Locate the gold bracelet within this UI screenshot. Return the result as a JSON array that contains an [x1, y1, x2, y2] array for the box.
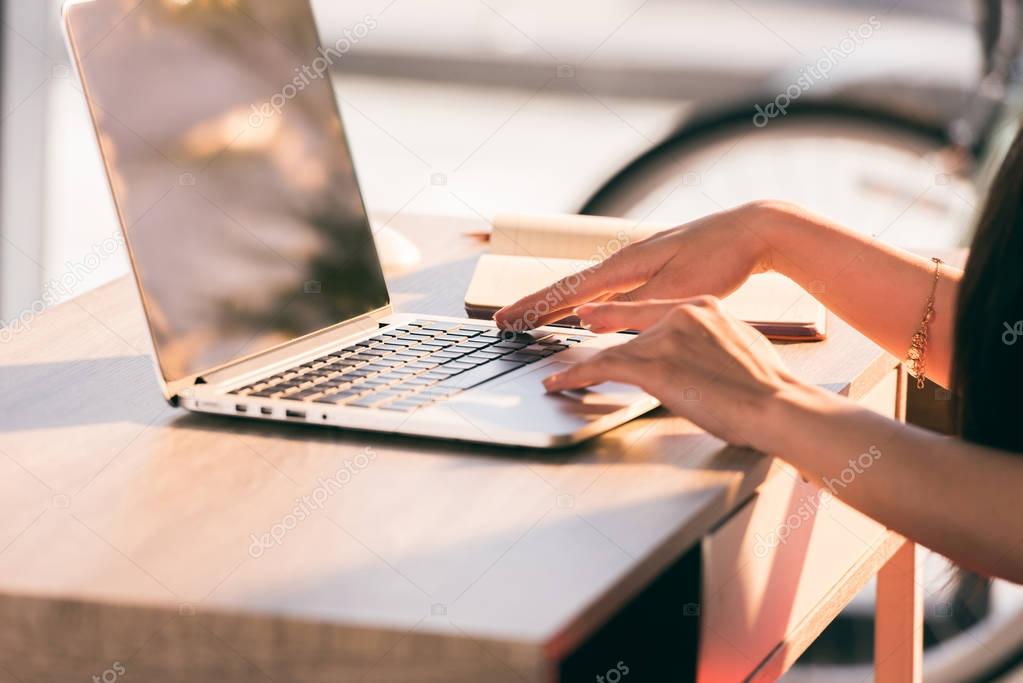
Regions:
[[907, 257, 943, 389]]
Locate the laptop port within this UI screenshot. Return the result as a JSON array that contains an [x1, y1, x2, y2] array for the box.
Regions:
[[260, 407, 273, 416], [285, 409, 306, 420], [235, 404, 248, 413]]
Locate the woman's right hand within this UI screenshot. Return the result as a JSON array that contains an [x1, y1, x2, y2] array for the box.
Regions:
[[494, 201, 782, 331]]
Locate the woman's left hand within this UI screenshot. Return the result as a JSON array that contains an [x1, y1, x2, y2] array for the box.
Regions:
[[543, 296, 798, 448]]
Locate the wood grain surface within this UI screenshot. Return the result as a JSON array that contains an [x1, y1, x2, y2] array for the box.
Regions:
[[0, 213, 901, 682]]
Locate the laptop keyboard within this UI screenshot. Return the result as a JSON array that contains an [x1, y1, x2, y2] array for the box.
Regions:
[[230, 319, 585, 413]]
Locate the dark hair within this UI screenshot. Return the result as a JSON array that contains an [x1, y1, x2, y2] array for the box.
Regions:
[[952, 127, 1023, 452]]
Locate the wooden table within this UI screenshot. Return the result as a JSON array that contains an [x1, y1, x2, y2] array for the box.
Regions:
[[0, 213, 920, 682]]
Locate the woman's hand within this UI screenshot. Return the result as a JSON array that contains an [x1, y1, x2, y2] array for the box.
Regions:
[[494, 202, 778, 331], [544, 296, 798, 448]]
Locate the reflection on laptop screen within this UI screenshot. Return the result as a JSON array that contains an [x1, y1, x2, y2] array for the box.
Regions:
[[65, 0, 390, 382]]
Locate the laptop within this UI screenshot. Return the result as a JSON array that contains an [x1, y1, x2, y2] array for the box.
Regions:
[[62, 0, 658, 448]]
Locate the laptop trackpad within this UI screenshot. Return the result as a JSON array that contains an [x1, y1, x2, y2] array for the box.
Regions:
[[446, 361, 650, 436], [522, 361, 641, 413]]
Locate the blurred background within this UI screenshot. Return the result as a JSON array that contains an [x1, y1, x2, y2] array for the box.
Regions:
[[3, 0, 1023, 680], [0, 0, 982, 319]]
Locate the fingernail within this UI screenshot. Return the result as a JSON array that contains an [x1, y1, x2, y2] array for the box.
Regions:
[[574, 306, 596, 330], [543, 375, 562, 391]]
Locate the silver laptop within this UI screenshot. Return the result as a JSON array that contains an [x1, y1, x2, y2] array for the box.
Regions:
[[63, 0, 657, 448]]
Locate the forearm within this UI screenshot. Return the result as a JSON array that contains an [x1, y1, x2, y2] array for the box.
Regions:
[[757, 381, 1023, 583], [744, 201, 962, 387]]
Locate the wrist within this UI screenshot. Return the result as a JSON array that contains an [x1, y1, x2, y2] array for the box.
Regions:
[[751, 376, 840, 456], [733, 200, 813, 278]]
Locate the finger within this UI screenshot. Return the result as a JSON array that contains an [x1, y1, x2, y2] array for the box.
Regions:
[[612, 272, 739, 305], [610, 279, 667, 304], [502, 293, 618, 331], [576, 300, 681, 333], [543, 351, 643, 392], [576, 296, 721, 333], [494, 255, 646, 330]]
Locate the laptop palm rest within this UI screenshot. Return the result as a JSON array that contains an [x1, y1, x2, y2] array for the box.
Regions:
[[437, 361, 651, 441]]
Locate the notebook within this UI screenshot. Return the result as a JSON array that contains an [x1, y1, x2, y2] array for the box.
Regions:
[[464, 213, 827, 340]]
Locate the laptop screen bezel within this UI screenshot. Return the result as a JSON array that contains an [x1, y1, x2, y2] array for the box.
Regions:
[[62, 0, 394, 401]]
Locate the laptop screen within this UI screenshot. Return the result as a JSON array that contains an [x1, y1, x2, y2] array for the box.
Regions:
[[64, 0, 390, 382]]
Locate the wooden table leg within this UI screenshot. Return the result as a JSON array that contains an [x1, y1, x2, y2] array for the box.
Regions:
[[875, 539, 922, 683]]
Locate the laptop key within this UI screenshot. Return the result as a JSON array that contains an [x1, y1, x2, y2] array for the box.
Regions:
[[502, 352, 544, 363], [365, 362, 397, 372], [420, 371, 453, 381], [500, 331, 538, 343], [522, 344, 557, 356], [378, 402, 416, 412], [456, 356, 489, 367], [419, 321, 458, 331], [494, 341, 530, 351], [435, 360, 525, 390], [288, 388, 325, 401], [448, 345, 479, 354], [349, 392, 403, 408], [421, 386, 463, 397], [315, 390, 363, 404], [403, 393, 438, 403], [394, 350, 429, 360]]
